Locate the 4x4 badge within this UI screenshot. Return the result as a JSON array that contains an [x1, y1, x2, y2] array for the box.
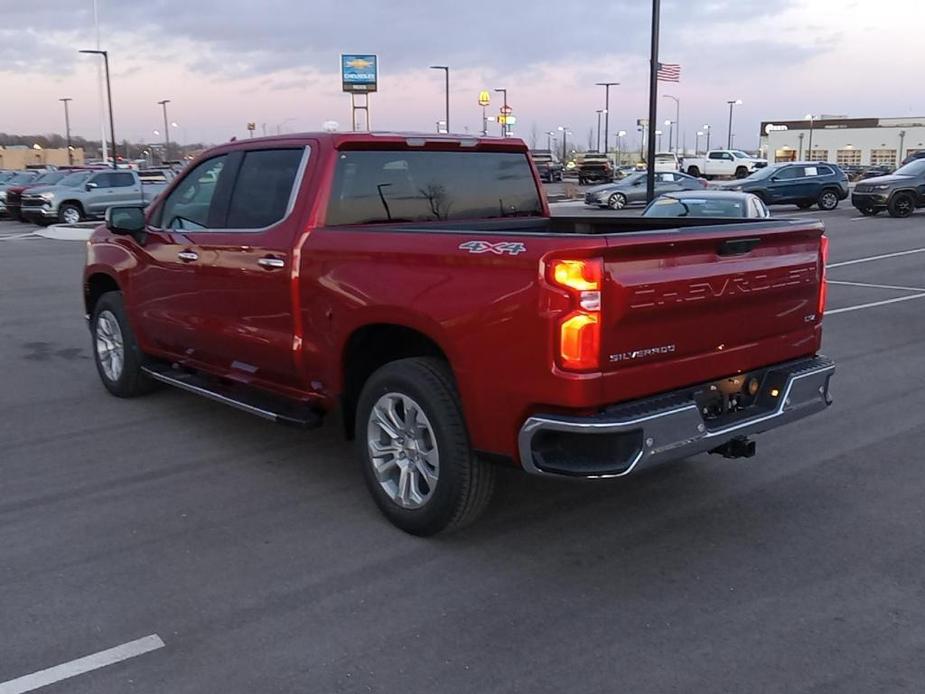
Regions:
[[458, 240, 527, 256]]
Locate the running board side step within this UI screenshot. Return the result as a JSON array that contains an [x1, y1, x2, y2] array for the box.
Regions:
[[141, 364, 323, 429]]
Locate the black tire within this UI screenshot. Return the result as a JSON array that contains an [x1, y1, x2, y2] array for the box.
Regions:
[[796, 201, 814, 210], [858, 206, 880, 216], [355, 357, 495, 536], [58, 202, 84, 225], [90, 291, 157, 398], [578, 177, 586, 186], [817, 189, 839, 211], [687, 166, 701, 177], [608, 192, 628, 210], [735, 167, 749, 179], [888, 193, 915, 218]]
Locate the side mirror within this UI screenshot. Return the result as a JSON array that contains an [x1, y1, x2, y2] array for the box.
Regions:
[[85, 181, 98, 191], [105, 206, 147, 243]]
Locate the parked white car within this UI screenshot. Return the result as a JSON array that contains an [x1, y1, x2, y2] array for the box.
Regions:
[[681, 149, 768, 179]]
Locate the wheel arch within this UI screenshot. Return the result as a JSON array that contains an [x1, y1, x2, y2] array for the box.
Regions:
[[341, 323, 453, 440], [84, 271, 121, 317]]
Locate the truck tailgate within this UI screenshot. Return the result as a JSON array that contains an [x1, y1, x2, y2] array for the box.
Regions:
[[597, 221, 825, 402]]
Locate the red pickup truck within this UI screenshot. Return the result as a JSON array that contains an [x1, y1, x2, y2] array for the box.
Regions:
[[84, 132, 834, 535]]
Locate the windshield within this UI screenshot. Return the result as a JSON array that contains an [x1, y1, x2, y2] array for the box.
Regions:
[[894, 159, 925, 176], [58, 171, 93, 187], [743, 164, 778, 180], [6, 172, 38, 185], [33, 172, 67, 186], [326, 150, 543, 225], [731, 150, 751, 159], [644, 196, 746, 218]]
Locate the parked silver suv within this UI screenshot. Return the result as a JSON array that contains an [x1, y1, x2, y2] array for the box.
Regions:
[[21, 170, 167, 225]]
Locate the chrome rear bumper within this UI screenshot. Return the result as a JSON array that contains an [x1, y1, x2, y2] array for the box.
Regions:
[[518, 356, 835, 478]]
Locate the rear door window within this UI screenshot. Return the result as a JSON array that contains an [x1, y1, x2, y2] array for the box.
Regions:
[[225, 148, 305, 229], [326, 150, 542, 225], [111, 172, 136, 187], [89, 172, 112, 188]]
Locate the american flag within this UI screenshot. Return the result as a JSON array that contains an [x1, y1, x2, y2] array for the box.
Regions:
[[657, 62, 681, 82]]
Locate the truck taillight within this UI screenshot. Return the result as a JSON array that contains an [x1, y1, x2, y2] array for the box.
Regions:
[[818, 235, 829, 317], [548, 258, 602, 371]]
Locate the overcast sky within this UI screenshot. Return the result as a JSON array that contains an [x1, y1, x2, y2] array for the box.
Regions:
[[1, 0, 922, 149]]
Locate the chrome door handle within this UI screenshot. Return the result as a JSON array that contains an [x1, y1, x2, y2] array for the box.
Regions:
[[177, 250, 199, 262], [257, 256, 285, 269]]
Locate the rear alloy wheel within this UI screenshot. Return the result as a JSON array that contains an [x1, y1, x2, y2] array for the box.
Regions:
[[608, 192, 627, 210], [357, 357, 495, 536], [817, 190, 839, 211], [859, 206, 880, 216], [59, 203, 83, 225], [888, 193, 914, 218]]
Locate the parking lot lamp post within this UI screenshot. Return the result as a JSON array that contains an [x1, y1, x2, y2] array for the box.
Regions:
[[798, 133, 804, 160], [662, 94, 679, 152], [703, 124, 711, 152], [726, 99, 742, 149], [616, 130, 626, 164], [596, 81, 619, 163], [655, 129, 663, 151], [899, 130, 906, 162], [79, 49, 117, 169], [59, 98, 73, 164], [596, 110, 603, 152], [546, 130, 555, 151], [695, 131, 703, 155], [494, 88, 508, 137], [805, 114, 818, 159], [557, 126, 570, 165], [429, 66, 449, 133], [157, 99, 171, 162], [664, 120, 674, 152]]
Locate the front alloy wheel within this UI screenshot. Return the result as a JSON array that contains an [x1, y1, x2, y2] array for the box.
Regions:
[[367, 392, 439, 509], [95, 310, 124, 382]]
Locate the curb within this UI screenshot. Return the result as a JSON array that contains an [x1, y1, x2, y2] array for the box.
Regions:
[[35, 223, 97, 241]]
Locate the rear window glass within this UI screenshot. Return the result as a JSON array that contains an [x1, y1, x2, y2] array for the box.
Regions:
[[326, 150, 542, 225], [645, 197, 745, 218]]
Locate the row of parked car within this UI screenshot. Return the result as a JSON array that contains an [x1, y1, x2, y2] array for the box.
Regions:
[[0, 165, 178, 225], [582, 157, 925, 218]]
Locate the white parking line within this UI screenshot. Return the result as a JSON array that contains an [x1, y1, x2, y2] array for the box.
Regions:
[[828, 247, 925, 268], [0, 634, 165, 694], [827, 293, 925, 315], [828, 280, 925, 292]]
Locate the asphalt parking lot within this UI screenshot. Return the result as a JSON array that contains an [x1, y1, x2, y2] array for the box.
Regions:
[[2, 206, 924, 693]]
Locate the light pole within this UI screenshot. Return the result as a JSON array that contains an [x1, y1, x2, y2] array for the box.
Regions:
[[59, 98, 73, 164], [703, 124, 711, 152], [546, 130, 555, 151], [430, 66, 449, 133], [596, 81, 620, 162], [805, 114, 818, 160], [157, 99, 171, 162], [696, 131, 703, 155], [616, 130, 626, 164], [899, 130, 906, 163], [726, 99, 742, 149], [798, 133, 805, 161], [494, 88, 508, 137], [655, 129, 663, 151], [557, 126, 570, 164], [595, 110, 603, 152], [662, 94, 679, 152], [663, 120, 674, 153], [80, 49, 117, 168]]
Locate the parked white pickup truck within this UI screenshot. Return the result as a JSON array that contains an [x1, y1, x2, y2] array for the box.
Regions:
[[682, 150, 768, 179]]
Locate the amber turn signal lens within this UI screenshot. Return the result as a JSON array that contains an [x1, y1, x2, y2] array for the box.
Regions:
[[559, 312, 600, 370], [550, 259, 602, 292]]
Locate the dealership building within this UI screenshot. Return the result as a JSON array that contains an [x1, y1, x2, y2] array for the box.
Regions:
[[758, 116, 925, 168]]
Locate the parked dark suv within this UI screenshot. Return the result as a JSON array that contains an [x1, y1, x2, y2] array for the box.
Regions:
[[725, 162, 849, 210], [529, 150, 564, 182], [852, 158, 925, 217]]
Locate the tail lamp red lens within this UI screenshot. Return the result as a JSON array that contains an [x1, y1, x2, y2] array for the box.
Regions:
[[818, 235, 829, 316], [548, 258, 602, 371]]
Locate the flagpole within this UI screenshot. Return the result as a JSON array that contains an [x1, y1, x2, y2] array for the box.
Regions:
[[646, 0, 660, 203]]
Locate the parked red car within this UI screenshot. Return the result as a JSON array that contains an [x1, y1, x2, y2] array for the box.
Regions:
[[83, 132, 834, 534]]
